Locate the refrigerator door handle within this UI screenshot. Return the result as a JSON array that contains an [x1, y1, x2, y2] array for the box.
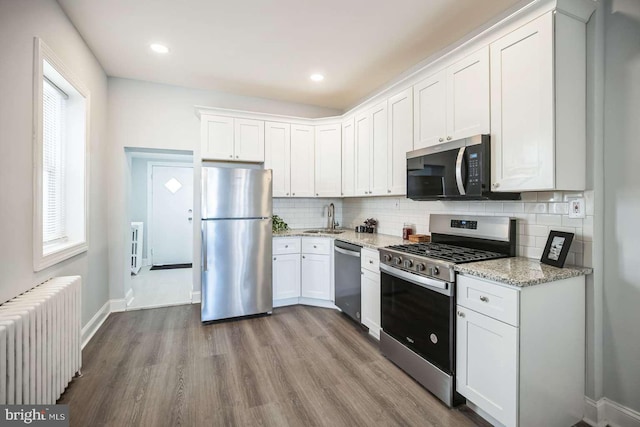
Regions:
[[202, 228, 207, 272]]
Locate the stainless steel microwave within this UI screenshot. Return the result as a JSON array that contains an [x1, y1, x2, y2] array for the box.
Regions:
[[406, 135, 520, 201]]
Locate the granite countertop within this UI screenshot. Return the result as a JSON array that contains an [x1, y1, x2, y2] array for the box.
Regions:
[[273, 229, 407, 249], [454, 257, 593, 287]]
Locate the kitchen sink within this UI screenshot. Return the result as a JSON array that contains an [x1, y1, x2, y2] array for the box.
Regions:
[[304, 229, 345, 234]]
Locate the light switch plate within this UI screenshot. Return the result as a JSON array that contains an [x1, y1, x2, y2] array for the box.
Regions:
[[568, 198, 586, 219]]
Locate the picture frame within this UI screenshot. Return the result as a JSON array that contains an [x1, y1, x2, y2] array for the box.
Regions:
[[540, 230, 574, 268]]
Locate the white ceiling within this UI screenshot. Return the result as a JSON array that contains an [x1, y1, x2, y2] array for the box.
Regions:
[[58, 0, 524, 110]]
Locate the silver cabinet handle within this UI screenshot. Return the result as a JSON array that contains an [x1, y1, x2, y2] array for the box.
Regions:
[[361, 270, 364, 275], [286, 192, 289, 196], [457, 311, 465, 318], [273, 257, 276, 261], [439, 138, 444, 142], [302, 255, 306, 259], [313, 245, 317, 248], [447, 136, 452, 140], [316, 193, 319, 196], [387, 189, 391, 193], [369, 260, 373, 264], [229, 155, 233, 158], [480, 296, 489, 302], [341, 193, 344, 195], [292, 193, 296, 196], [285, 245, 288, 248], [236, 155, 239, 158]]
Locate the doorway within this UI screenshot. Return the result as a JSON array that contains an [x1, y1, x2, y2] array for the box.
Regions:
[[126, 150, 194, 310]]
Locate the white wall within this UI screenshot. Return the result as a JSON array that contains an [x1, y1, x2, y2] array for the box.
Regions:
[[108, 77, 342, 299], [0, 0, 109, 326], [602, 0, 640, 413]]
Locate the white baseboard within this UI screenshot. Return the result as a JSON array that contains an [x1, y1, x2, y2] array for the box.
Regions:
[[466, 400, 505, 427], [81, 300, 110, 349], [125, 288, 134, 306], [142, 258, 149, 267], [273, 297, 299, 308], [110, 298, 127, 312], [190, 291, 201, 303], [584, 397, 640, 427], [298, 297, 339, 310]]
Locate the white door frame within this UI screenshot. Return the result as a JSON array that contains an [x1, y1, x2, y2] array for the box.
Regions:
[[147, 161, 194, 266]]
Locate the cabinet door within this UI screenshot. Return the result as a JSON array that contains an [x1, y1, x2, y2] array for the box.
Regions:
[[490, 12, 554, 192], [201, 115, 234, 160], [315, 124, 342, 197], [301, 254, 331, 300], [446, 47, 490, 141], [361, 269, 381, 339], [413, 70, 447, 149], [290, 124, 315, 197], [341, 117, 356, 197], [234, 118, 265, 162], [354, 112, 371, 196], [387, 89, 413, 195], [456, 307, 518, 427], [273, 253, 301, 300], [265, 122, 291, 197], [369, 101, 388, 196]]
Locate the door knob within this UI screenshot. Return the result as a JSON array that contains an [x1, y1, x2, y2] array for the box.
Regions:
[[480, 296, 489, 302], [457, 311, 465, 318], [447, 136, 452, 140], [439, 138, 444, 142]]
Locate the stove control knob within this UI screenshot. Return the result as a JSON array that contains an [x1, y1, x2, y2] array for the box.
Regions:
[[416, 263, 426, 272], [393, 256, 403, 266], [428, 266, 440, 276], [403, 259, 413, 269], [383, 254, 393, 262]]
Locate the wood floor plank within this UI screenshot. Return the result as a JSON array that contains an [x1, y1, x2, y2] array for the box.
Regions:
[[59, 304, 483, 427]]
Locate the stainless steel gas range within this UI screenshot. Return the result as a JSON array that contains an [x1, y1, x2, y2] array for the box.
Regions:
[[379, 214, 516, 407]]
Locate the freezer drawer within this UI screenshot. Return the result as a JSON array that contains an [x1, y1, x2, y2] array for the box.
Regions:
[[201, 218, 273, 321]]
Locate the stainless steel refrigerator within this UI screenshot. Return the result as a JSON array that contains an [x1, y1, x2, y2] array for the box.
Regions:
[[201, 166, 273, 322]]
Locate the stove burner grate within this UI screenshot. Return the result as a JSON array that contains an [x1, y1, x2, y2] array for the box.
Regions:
[[387, 243, 506, 263]]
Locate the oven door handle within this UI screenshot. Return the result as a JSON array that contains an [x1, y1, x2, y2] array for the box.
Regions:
[[380, 264, 451, 295]]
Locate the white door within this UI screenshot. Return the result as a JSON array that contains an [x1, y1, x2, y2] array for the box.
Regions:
[[315, 124, 342, 197], [387, 88, 413, 195], [265, 121, 291, 197], [361, 269, 381, 339], [301, 254, 331, 300], [234, 118, 265, 162], [354, 112, 371, 196], [290, 124, 315, 197], [446, 47, 490, 141], [456, 307, 518, 427], [490, 12, 554, 192], [150, 165, 194, 265], [413, 70, 447, 149], [370, 101, 388, 196], [341, 117, 355, 197], [201, 115, 234, 160], [273, 254, 301, 300]]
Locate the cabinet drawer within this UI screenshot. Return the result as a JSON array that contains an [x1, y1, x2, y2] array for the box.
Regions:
[[302, 237, 331, 255], [457, 275, 519, 326], [273, 237, 301, 255], [361, 248, 380, 272]]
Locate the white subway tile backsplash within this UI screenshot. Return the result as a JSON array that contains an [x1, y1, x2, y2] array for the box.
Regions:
[[525, 203, 548, 214], [548, 203, 570, 215], [562, 216, 584, 227], [502, 202, 524, 213], [274, 198, 343, 229], [536, 214, 563, 226]]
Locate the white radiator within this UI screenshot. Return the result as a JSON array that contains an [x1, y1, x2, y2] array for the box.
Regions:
[[130, 222, 144, 274], [0, 276, 81, 404]]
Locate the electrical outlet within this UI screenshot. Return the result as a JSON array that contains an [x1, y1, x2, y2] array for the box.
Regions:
[[568, 198, 585, 219]]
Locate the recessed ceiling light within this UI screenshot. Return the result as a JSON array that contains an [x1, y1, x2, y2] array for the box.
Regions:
[[310, 73, 324, 82], [150, 43, 169, 54]]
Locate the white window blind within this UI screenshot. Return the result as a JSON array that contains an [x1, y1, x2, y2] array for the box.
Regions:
[[42, 78, 67, 244]]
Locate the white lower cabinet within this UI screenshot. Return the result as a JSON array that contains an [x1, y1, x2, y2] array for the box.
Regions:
[[456, 274, 586, 427], [301, 253, 331, 300], [360, 247, 380, 339], [272, 254, 301, 300]]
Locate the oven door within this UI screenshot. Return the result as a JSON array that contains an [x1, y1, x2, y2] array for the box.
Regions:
[[380, 264, 455, 374]]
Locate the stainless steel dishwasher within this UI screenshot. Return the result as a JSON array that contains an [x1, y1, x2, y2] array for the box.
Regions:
[[334, 240, 362, 323]]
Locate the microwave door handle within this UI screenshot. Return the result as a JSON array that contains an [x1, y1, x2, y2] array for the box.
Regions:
[[455, 147, 466, 195]]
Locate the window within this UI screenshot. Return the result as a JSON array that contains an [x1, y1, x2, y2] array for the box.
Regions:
[[33, 38, 90, 271]]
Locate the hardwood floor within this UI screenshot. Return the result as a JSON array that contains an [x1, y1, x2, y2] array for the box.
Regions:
[[59, 304, 484, 427]]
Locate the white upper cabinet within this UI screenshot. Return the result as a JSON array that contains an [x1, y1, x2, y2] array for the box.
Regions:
[[341, 117, 355, 197], [413, 48, 489, 150], [355, 112, 371, 196], [413, 70, 447, 149], [491, 11, 587, 192], [201, 115, 265, 162], [265, 121, 291, 197], [387, 88, 413, 195], [315, 124, 342, 197], [201, 115, 234, 160], [290, 124, 315, 197], [446, 47, 490, 141], [369, 102, 388, 196], [355, 101, 388, 196]]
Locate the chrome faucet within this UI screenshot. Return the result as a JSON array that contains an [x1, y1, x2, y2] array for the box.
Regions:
[[328, 203, 336, 230]]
